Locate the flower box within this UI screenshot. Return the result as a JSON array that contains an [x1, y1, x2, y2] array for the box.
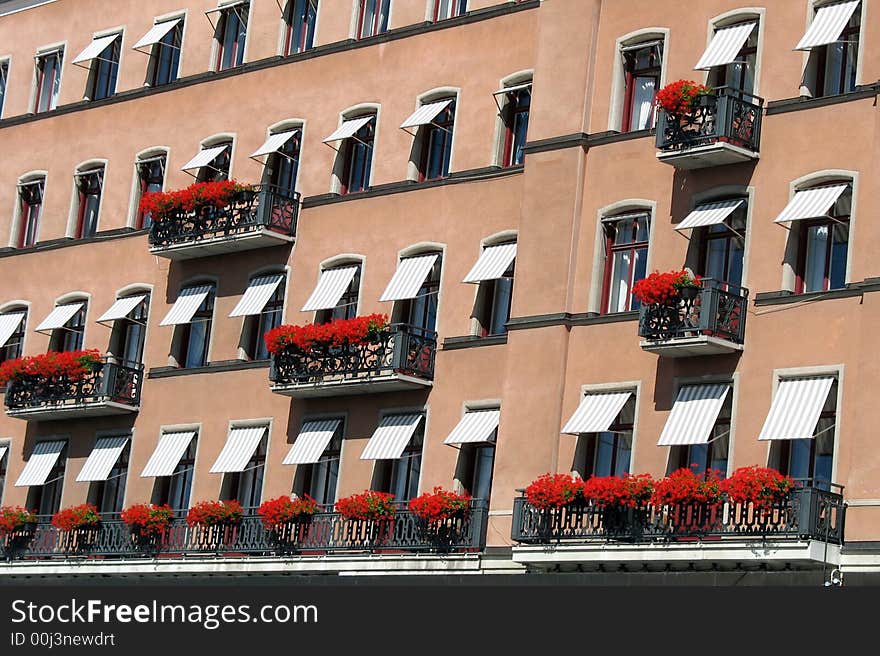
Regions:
[[265, 314, 390, 356], [524, 473, 583, 510], [138, 180, 254, 220], [187, 500, 244, 552], [120, 504, 174, 552], [52, 504, 102, 553], [632, 270, 701, 307], [258, 495, 319, 551], [335, 491, 396, 522], [0, 350, 102, 387], [655, 80, 713, 118], [0, 506, 38, 561]]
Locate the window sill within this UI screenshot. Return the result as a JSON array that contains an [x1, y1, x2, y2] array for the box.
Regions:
[[0, 227, 147, 259], [148, 359, 270, 379], [506, 311, 639, 331], [753, 286, 864, 306], [442, 334, 508, 350], [765, 83, 880, 116]]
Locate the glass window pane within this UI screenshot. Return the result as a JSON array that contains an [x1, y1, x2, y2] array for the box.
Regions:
[[629, 77, 656, 131], [593, 433, 615, 477], [829, 223, 849, 290], [787, 440, 812, 479], [613, 433, 632, 476], [608, 250, 632, 313], [804, 225, 829, 292]]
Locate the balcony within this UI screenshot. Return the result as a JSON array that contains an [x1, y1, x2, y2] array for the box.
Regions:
[[511, 482, 845, 572], [656, 88, 763, 170], [270, 324, 436, 398], [4, 357, 143, 420], [148, 184, 299, 260], [639, 280, 748, 357]]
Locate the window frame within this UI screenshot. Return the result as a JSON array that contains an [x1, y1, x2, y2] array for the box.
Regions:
[[416, 98, 456, 182], [356, 0, 390, 39], [265, 130, 301, 195], [574, 397, 635, 480], [668, 391, 732, 477], [196, 140, 233, 182], [17, 177, 45, 248], [340, 115, 376, 194], [87, 438, 130, 515], [214, 2, 250, 72], [283, 0, 318, 54], [706, 18, 759, 94], [33, 47, 63, 114], [620, 40, 662, 132], [433, 0, 467, 21], [85, 34, 121, 101], [221, 429, 267, 509], [146, 19, 183, 87], [294, 419, 343, 506], [176, 284, 216, 368], [0, 58, 9, 118], [600, 211, 652, 314], [245, 274, 286, 360], [0, 307, 27, 364], [499, 84, 531, 167], [393, 252, 442, 334], [48, 301, 87, 352], [26, 441, 67, 517], [809, 1, 861, 97], [73, 167, 104, 239], [135, 154, 167, 229], [794, 183, 852, 294], [153, 434, 197, 515], [315, 263, 361, 324]]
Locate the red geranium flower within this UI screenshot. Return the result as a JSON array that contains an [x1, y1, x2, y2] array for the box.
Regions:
[[120, 504, 174, 537], [408, 487, 471, 523], [632, 270, 701, 305], [720, 466, 795, 509], [0, 349, 101, 386], [335, 491, 396, 521], [264, 314, 389, 355], [51, 504, 101, 531], [655, 80, 712, 116], [0, 506, 38, 535], [257, 495, 319, 530], [524, 473, 582, 510], [186, 500, 244, 527]]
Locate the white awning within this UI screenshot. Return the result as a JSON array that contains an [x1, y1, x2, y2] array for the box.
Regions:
[[795, 1, 861, 50], [676, 199, 745, 231], [76, 435, 129, 482], [758, 377, 835, 440], [0, 444, 6, 465], [301, 266, 358, 311], [250, 129, 300, 159], [229, 274, 284, 317], [35, 302, 84, 332], [141, 431, 196, 477], [210, 426, 266, 473], [15, 440, 65, 487], [492, 82, 532, 97], [360, 414, 424, 460], [773, 184, 849, 223], [463, 243, 517, 283], [657, 384, 731, 446], [159, 285, 212, 326], [283, 418, 342, 465], [72, 34, 120, 65], [379, 254, 439, 302], [444, 409, 500, 445], [561, 391, 632, 435], [400, 100, 453, 130], [181, 145, 228, 172], [132, 18, 181, 51], [694, 22, 757, 70], [322, 116, 374, 143], [0, 312, 26, 348], [96, 295, 147, 323]]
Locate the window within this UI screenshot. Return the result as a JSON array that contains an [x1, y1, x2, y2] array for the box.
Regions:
[[196, 142, 232, 182], [174, 285, 215, 368], [26, 442, 67, 516], [220, 433, 266, 508], [87, 440, 130, 514], [283, 0, 318, 54], [620, 40, 661, 132], [416, 98, 455, 181], [49, 302, 87, 352], [455, 429, 496, 502], [17, 178, 44, 248], [357, 0, 390, 39], [771, 380, 837, 484], [668, 392, 732, 476], [696, 199, 746, 288], [33, 48, 63, 113], [243, 275, 285, 360], [374, 418, 423, 502], [265, 131, 301, 195], [316, 265, 360, 324], [135, 154, 166, 229], [498, 84, 531, 167], [214, 2, 249, 71], [473, 257, 514, 337], [74, 167, 104, 239], [706, 19, 758, 94], [0, 442, 7, 504], [392, 253, 441, 333], [572, 396, 634, 479], [434, 0, 467, 21], [108, 294, 149, 364], [293, 421, 342, 506], [339, 115, 375, 194], [152, 436, 197, 513], [796, 185, 851, 293], [0, 59, 8, 118], [146, 20, 183, 86], [601, 211, 651, 313], [800, 1, 861, 97], [85, 34, 121, 101], [0, 308, 27, 364]]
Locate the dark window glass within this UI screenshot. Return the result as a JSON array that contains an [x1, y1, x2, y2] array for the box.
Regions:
[[267, 132, 301, 195], [601, 213, 650, 313], [26, 443, 67, 516], [148, 22, 182, 86], [34, 49, 63, 113], [114, 295, 149, 364], [196, 144, 231, 183], [621, 42, 661, 131], [797, 186, 851, 293], [575, 398, 634, 478], [247, 278, 285, 360], [178, 286, 214, 368], [396, 255, 440, 333], [221, 434, 266, 509], [154, 438, 196, 514], [375, 419, 423, 502], [501, 86, 530, 166], [776, 381, 836, 486], [87, 36, 120, 101], [88, 440, 129, 515], [294, 423, 342, 506], [0, 60, 8, 117], [698, 200, 746, 288], [0, 443, 7, 504], [357, 0, 390, 38], [814, 8, 860, 97], [49, 303, 86, 352], [75, 169, 103, 239], [707, 21, 757, 94], [136, 156, 166, 229], [216, 4, 249, 71], [0, 309, 26, 364], [341, 118, 375, 194], [18, 179, 44, 248], [284, 0, 318, 54], [434, 0, 467, 20], [418, 100, 455, 181]]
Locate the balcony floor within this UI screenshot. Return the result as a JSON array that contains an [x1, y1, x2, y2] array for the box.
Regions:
[[640, 335, 744, 358], [656, 142, 759, 170], [149, 228, 295, 260], [271, 373, 433, 399], [6, 401, 139, 421]]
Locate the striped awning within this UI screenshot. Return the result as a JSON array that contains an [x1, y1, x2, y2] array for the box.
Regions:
[[657, 384, 731, 446], [76, 435, 129, 482], [773, 184, 849, 223], [35, 302, 84, 332], [694, 22, 757, 70], [561, 391, 632, 435], [463, 243, 517, 283], [210, 426, 266, 473], [15, 440, 66, 487], [97, 295, 147, 323], [301, 266, 359, 311], [400, 99, 453, 129], [676, 199, 745, 231], [229, 274, 284, 317], [758, 377, 835, 441], [444, 409, 500, 445], [140, 431, 196, 477], [379, 254, 439, 302], [181, 145, 228, 172], [72, 33, 120, 65], [0, 312, 26, 347], [360, 414, 424, 460], [132, 18, 181, 50], [323, 116, 373, 143], [283, 418, 342, 465], [159, 285, 212, 326], [250, 130, 300, 159], [795, 1, 861, 50]]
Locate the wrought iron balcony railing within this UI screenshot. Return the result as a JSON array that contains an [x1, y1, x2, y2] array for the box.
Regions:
[[1, 502, 488, 562], [638, 279, 748, 346], [4, 357, 143, 415], [511, 482, 845, 546], [147, 183, 299, 249], [656, 87, 763, 155], [270, 323, 437, 389]]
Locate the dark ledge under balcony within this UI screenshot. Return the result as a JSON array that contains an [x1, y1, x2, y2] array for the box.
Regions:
[[148, 184, 299, 260], [269, 324, 436, 399], [655, 87, 763, 170], [5, 357, 143, 421]]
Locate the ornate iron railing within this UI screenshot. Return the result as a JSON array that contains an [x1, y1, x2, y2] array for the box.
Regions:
[[270, 323, 437, 387], [148, 183, 299, 248], [511, 482, 845, 545], [656, 87, 763, 154], [4, 357, 143, 412], [1, 502, 488, 562], [638, 279, 748, 344]]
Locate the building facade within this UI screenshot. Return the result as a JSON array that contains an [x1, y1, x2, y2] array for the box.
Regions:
[[0, 0, 875, 583]]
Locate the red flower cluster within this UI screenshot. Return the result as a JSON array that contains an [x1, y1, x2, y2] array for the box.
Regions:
[[51, 504, 101, 532], [631, 270, 701, 305], [408, 487, 471, 523], [0, 506, 38, 535], [257, 495, 320, 530], [524, 473, 582, 510], [652, 468, 723, 506], [0, 349, 102, 386], [120, 504, 174, 537], [655, 79, 712, 116], [582, 474, 656, 508], [138, 180, 253, 219], [264, 314, 389, 355], [335, 491, 396, 521], [720, 466, 795, 509], [186, 500, 244, 528]]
